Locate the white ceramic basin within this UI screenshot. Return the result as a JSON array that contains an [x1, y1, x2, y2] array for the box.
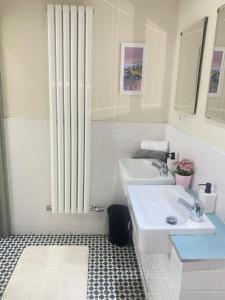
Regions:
[[119, 158, 175, 194], [128, 185, 215, 253]]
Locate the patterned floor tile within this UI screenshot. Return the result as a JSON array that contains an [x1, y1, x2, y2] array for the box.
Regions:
[[0, 235, 145, 299]]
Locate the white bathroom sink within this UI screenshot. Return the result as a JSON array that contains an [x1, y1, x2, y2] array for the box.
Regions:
[[128, 185, 215, 253], [119, 158, 175, 194]]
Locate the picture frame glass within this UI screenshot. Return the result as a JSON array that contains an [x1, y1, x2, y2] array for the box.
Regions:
[[208, 48, 225, 97], [120, 43, 145, 95]]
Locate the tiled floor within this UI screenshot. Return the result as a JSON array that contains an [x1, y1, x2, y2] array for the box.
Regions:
[[0, 235, 145, 299]]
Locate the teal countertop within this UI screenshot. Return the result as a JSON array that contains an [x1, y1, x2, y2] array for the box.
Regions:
[[170, 214, 225, 261]]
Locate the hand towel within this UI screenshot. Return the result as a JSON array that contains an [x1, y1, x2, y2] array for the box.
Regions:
[[140, 140, 169, 153]]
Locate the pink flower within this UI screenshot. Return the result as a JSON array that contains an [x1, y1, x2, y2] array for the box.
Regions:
[[174, 159, 194, 175]]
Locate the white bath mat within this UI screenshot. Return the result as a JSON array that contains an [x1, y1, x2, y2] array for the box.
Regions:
[[2, 246, 89, 300]]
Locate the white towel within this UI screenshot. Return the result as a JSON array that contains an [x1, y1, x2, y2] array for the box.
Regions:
[[140, 140, 169, 152]]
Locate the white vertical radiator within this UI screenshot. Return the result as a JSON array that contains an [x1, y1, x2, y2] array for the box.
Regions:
[[47, 4, 93, 213]]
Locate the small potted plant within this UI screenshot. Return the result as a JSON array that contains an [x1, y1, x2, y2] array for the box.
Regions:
[[174, 159, 194, 189]]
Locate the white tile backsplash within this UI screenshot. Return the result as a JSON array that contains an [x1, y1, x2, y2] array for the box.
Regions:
[[4, 118, 166, 234], [90, 121, 166, 207], [4, 119, 225, 233], [166, 125, 225, 222]]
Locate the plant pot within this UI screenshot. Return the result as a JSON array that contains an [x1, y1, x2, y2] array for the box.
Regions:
[[175, 174, 192, 189]]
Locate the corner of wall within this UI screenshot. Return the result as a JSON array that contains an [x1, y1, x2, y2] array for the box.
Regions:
[[168, 0, 225, 153]]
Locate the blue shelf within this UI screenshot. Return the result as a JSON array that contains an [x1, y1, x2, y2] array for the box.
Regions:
[[171, 214, 225, 261]]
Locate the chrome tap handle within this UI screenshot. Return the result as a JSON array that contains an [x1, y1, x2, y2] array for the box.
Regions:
[[160, 162, 168, 176], [178, 197, 204, 223], [152, 160, 168, 177], [191, 198, 204, 222]]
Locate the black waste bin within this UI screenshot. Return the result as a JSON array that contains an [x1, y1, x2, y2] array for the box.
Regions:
[[107, 205, 131, 247]]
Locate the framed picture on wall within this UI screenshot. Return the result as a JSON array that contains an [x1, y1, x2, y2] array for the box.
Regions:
[[209, 47, 225, 97], [120, 43, 145, 95]]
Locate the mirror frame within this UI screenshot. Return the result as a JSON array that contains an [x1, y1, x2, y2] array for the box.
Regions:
[[205, 4, 225, 123], [175, 17, 208, 114]]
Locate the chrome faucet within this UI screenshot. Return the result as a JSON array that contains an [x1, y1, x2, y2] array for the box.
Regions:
[[178, 197, 204, 222], [152, 160, 168, 177]]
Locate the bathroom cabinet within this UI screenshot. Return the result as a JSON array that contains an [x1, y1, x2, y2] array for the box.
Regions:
[[132, 226, 225, 300]]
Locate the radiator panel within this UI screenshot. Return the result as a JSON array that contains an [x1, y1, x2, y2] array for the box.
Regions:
[[47, 4, 93, 214]]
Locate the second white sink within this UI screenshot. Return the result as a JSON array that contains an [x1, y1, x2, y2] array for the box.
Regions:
[[119, 158, 175, 194]]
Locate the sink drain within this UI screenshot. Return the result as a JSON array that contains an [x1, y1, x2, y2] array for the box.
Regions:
[[166, 216, 178, 225]]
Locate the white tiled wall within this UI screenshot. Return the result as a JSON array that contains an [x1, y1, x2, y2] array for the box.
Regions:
[[166, 125, 225, 222], [4, 119, 166, 234], [4, 120, 225, 233]]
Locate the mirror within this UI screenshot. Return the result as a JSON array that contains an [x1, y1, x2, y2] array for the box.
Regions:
[[206, 5, 225, 123], [175, 18, 208, 114]]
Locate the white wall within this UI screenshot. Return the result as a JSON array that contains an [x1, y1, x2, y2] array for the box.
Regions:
[[169, 0, 225, 153], [167, 0, 225, 222], [166, 125, 225, 223], [3, 0, 225, 233], [0, 0, 179, 123], [5, 118, 225, 233], [5, 119, 166, 234], [0, 0, 179, 234]]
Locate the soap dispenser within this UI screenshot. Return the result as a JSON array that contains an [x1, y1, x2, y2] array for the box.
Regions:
[[167, 152, 176, 173], [198, 183, 217, 213]]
